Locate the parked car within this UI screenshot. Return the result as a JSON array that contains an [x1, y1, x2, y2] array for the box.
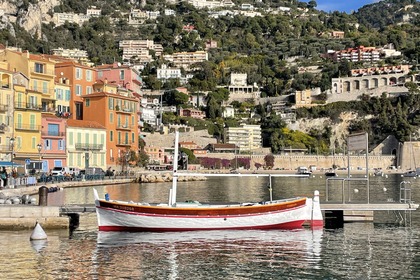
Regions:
[[51, 166, 70, 176]]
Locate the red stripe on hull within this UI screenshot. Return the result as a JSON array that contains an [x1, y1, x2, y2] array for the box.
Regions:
[[98, 220, 305, 232]]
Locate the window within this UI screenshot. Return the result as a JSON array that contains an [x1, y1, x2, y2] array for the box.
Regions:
[[108, 98, 114, 109], [58, 140, 65, 150], [75, 85, 82, 96], [110, 131, 113, 141], [86, 86, 92, 95], [110, 112, 113, 123], [34, 63, 44, 74], [56, 89, 63, 100], [98, 71, 103, 78], [42, 81, 48, 94], [30, 115, 35, 130], [65, 90, 71, 101], [45, 139, 52, 150], [86, 70, 92, 81], [86, 98, 90, 107], [69, 132, 73, 145], [132, 132, 135, 143], [29, 96, 37, 108], [32, 137, 36, 149], [76, 68, 82, 80], [17, 114, 22, 129], [48, 124, 59, 136], [119, 70, 125, 80], [33, 80, 38, 91]]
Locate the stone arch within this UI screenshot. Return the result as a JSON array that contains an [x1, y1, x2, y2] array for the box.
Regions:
[[381, 77, 387, 86], [372, 78, 379, 88], [397, 76, 405, 85], [333, 83, 339, 93], [389, 77, 397, 86], [344, 81, 351, 92], [362, 79, 369, 89], [353, 80, 360, 90]]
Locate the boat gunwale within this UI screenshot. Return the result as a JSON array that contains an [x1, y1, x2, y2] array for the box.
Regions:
[[96, 197, 307, 216]]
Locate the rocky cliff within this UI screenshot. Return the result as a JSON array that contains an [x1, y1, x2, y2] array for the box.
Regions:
[[0, 0, 59, 39]]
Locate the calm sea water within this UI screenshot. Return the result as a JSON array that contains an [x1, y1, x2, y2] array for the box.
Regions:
[[1, 174, 420, 279]]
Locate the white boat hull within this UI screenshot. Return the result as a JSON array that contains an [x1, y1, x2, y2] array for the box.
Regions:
[[95, 204, 308, 231]]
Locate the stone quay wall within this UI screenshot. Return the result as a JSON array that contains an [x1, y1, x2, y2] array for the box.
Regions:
[[205, 154, 396, 171]]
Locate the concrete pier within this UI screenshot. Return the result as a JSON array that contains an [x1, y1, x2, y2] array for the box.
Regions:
[[0, 178, 133, 230]]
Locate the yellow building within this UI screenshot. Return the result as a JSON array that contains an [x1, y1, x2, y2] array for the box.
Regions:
[[0, 49, 57, 162], [0, 65, 14, 161]]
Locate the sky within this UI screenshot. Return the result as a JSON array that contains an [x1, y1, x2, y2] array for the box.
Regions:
[[302, 0, 383, 13]]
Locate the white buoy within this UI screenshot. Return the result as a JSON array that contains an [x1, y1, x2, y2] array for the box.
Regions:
[[30, 221, 47, 240], [385, 175, 388, 178], [383, 187, 387, 192], [354, 189, 359, 193]]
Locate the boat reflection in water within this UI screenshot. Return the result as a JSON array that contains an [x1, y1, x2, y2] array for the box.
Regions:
[[95, 229, 323, 279]]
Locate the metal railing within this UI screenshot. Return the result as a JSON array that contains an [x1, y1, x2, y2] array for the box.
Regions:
[[15, 124, 41, 131], [75, 143, 104, 150], [14, 102, 42, 110]]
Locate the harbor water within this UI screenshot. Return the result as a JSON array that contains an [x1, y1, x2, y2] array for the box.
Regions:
[[1, 174, 420, 279]]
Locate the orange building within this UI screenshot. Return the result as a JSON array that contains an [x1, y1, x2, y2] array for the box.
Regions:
[[55, 61, 96, 120], [81, 81, 138, 166]]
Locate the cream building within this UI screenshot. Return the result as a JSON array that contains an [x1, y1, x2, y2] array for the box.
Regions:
[[224, 124, 262, 152], [66, 119, 107, 170]]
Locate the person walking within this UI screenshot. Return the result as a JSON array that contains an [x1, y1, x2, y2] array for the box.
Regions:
[[0, 167, 7, 188]]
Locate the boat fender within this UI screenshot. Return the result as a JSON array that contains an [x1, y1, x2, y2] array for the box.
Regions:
[[105, 193, 110, 201]]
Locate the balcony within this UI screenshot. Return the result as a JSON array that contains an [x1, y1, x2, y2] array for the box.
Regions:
[[14, 102, 42, 111], [116, 123, 133, 130], [41, 131, 66, 137], [115, 106, 133, 114], [30, 67, 55, 76], [116, 140, 133, 147], [15, 124, 41, 131], [75, 143, 104, 151]]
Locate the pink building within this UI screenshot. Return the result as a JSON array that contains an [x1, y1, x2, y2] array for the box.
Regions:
[[95, 62, 142, 95], [41, 113, 67, 172], [95, 62, 143, 132]]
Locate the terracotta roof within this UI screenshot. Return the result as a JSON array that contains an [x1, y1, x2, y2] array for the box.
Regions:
[[66, 119, 106, 129]]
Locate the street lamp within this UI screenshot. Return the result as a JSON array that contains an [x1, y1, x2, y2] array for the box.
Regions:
[[10, 137, 14, 179], [37, 143, 42, 172]]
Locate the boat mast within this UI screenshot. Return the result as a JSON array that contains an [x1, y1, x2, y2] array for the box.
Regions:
[[169, 131, 180, 206]]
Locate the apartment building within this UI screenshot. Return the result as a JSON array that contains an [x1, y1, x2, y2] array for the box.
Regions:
[[162, 51, 208, 70], [0, 66, 14, 162], [0, 49, 57, 162], [51, 48, 91, 66], [224, 125, 262, 152], [55, 61, 96, 120], [66, 119, 106, 170], [157, 64, 182, 80], [41, 114, 67, 171], [81, 82, 139, 167], [325, 46, 381, 63], [119, 40, 163, 61]]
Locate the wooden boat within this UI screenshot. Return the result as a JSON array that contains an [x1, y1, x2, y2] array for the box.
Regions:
[[93, 132, 323, 232]]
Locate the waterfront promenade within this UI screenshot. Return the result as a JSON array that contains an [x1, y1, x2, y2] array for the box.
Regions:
[[0, 177, 134, 230]]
